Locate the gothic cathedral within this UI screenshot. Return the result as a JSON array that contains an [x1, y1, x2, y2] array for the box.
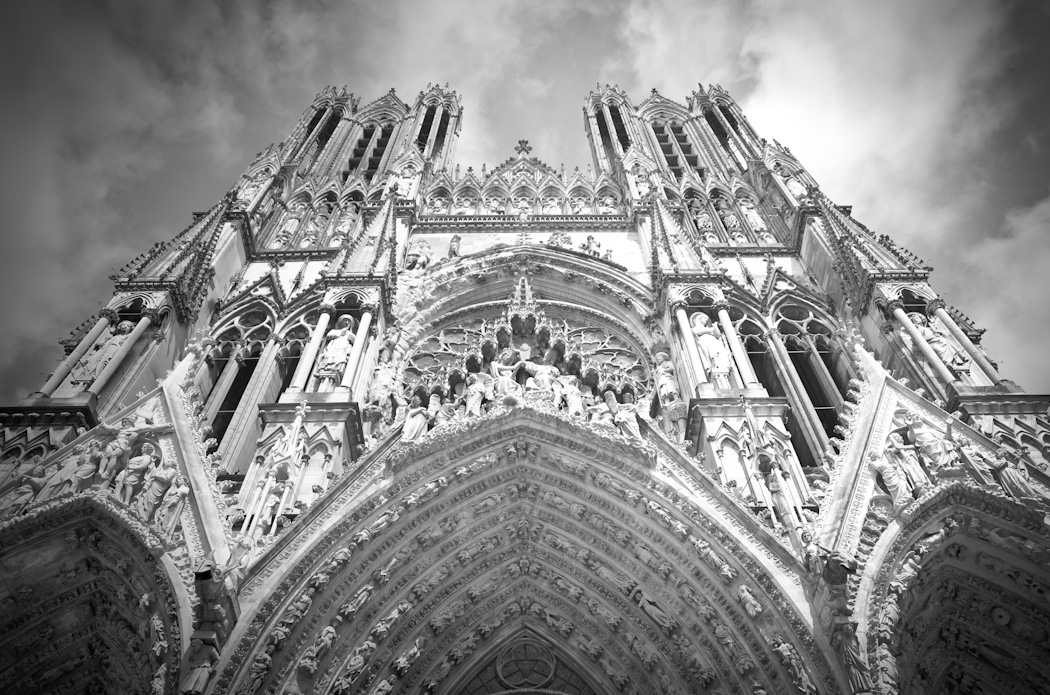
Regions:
[[1, 83, 1048, 695]]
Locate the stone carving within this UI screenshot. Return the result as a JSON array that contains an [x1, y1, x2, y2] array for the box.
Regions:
[[401, 396, 432, 442], [447, 233, 461, 259], [425, 196, 447, 214], [869, 451, 908, 509], [365, 345, 406, 437], [689, 536, 737, 582], [884, 432, 929, 496], [906, 313, 970, 375], [331, 639, 376, 693], [404, 238, 433, 270], [74, 320, 135, 384], [337, 584, 373, 622], [654, 352, 687, 442], [429, 600, 467, 633], [97, 417, 173, 490], [690, 312, 732, 384], [830, 617, 873, 693], [991, 448, 1040, 501], [580, 234, 601, 257], [371, 600, 412, 640], [629, 586, 678, 633], [314, 315, 356, 391], [298, 625, 337, 673], [394, 636, 426, 675], [740, 199, 768, 231], [181, 638, 220, 694], [735, 584, 763, 618], [905, 412, 961, 474], [373, 547, 414, 585]]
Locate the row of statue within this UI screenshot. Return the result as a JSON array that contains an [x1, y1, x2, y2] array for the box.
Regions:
[[903, 312, 972, 378], [425, 195, 621, 216], [0, 416, 187, 527], [390, 347, 650, 444], [264, 200, 361, 250], [869, 411, 1042, 510]]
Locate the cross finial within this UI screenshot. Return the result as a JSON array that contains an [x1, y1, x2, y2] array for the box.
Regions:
[[514, 139, 532, 156]]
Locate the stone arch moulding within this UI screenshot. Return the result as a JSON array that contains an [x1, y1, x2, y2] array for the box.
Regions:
[[216, 408, 838, 695], [858, 481, 1050, 695], [0, 494, 189, 695]]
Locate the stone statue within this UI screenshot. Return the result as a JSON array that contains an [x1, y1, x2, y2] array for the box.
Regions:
[[404, 238, 433, 270], [426, 196, 447, 214], [334, 202, 359, 233], [609, 391, 644, 441], [117, 442, 160, 505], [885, 432, 928, 496], [554, 374, 586, 419], [735, 585, 763, 617], [0, 465, 48, 514], [580, 235, 601, 257], [629, 586, 677, 632], [905, 412, 960, 473], [141, 457, 179, 522], [830, 619, 873, 692], [238, 171, 269, 203], [315, 315, 356, 391], [401, 396, 431, 441], [907, 313, 970, 376], [739, 199, 768, 230], [452, 196, 477, 215], [77, 320, 135, 383], [541, 197, 561, 214], [447, 234, 461, 259], [338, 584, 373, 621], [869, 451, 907, 509], [992, 448, 1039, 500], [365, 347, 405, 434], [715, 198, 741, 231], [487, 349, 523, 401], [695, 208, 715, 231], [690, 312, 733, 382], [97, 417, 172, 489], [655, 353, 687, 442]]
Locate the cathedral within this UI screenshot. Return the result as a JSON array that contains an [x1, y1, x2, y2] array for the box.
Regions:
[[1, 81, 1048, 695]]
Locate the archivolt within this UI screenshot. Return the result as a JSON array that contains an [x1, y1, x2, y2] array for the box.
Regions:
[[221, 414, 826, 695]]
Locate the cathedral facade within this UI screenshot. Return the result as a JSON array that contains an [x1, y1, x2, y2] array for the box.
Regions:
[[1, 82, 1048, 695]]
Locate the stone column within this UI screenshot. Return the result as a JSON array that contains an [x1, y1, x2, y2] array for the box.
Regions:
[[766, 330, 829, 453], [87, 310, 158, 396], [288, 304, 334, 392], [928, 299, 1002, 383], [600, 103, 624, 159], [204, 345, 244, 423], [890, 301, 957, 385], [674, 304, 709, 392], [35, 308, 119, 397], [802, 336, 844, 407], [716, 303, 760, 388], [340, 307, 374, 391], [218, 336, 283, 475], [244, 472, 275, 539]]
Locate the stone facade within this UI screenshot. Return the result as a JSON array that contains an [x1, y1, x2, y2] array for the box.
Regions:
[[1, 82, 1049, 695]]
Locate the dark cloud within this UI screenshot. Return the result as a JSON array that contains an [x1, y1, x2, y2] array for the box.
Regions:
[[1, 0, 1048, 401]]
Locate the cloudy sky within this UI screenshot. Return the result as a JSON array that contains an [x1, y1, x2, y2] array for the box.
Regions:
[[1, 0, 1049, 401]]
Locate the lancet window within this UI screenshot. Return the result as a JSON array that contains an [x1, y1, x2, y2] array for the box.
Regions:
[[347, 122, 395, 182], [651, 119, 705, 182], [204, 309, 274, 451], [297, 108, 341, 175], [703, 108, 744, 170]]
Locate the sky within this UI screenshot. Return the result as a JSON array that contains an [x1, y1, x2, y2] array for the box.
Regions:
[[1, 0, 1049, 402]]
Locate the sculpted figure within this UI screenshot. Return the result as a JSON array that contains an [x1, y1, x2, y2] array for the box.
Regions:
[[695, 208, 715, 231], [0, 465, 48, 514], [97, 417, 171, 489], [587, 395, 616, 431], [338, 585, 373, 621], [542, 196, 561, 214], [78, 320, 135, 383], [40, 444, 88, 498], [404, 238, 433, 270], [735, 585, 763, 617], [739, 198, 768, 230], [117, 442, 159, 505], [237, 171, 268, 203], [315, 315, 356, 390], [869, 451, 907, 508], [395, 636, 426, 675], [610, 391, 645, 441], [401, 396, 431, 442], [993, 448, 1039, 500], [907, 312, 970, 375], [715, 198, 741, 231], [905, 412, 961, 473], [885, 432, 928, 495], [630, 586, 677, 632], [580, 234, 601, 257], [426, 196, 447, 214], [690, 312, 733, 380], [831, 620, 873, 692], [141, 456, 178, 522], [452, 196, 477, 215], [488, 348, 523, 400], [371, 600, 412, 639], [447, 233, 461, 259], [597, 196, 617, 214]]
